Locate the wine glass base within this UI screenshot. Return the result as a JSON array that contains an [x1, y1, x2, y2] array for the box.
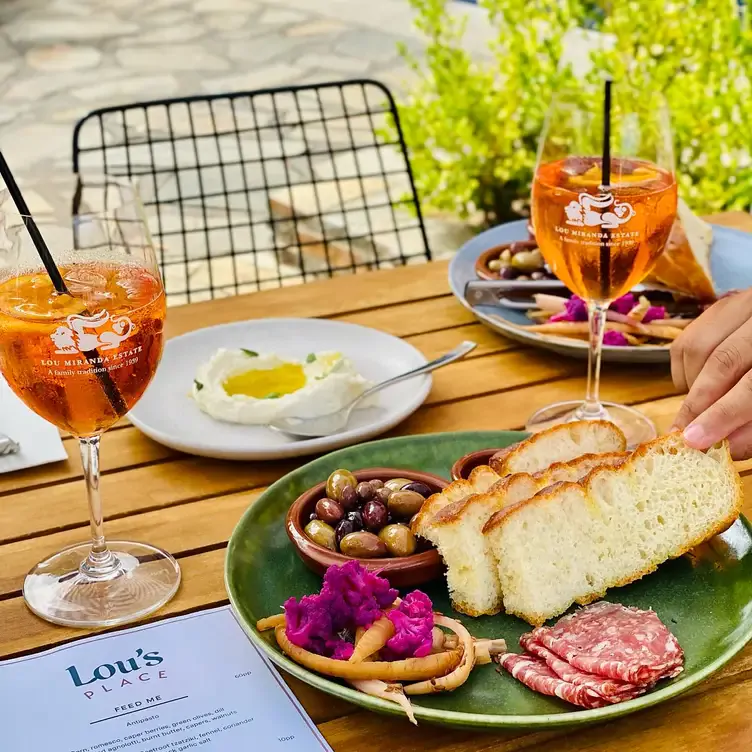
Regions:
[[23, 540, 181, 628], [525, 400, 657, 449]]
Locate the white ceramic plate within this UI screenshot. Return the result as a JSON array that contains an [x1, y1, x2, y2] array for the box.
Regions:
[[129, 318, 431, 460]]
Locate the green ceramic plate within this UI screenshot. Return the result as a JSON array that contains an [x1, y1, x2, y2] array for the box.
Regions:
[[226, 431, 752, 729]]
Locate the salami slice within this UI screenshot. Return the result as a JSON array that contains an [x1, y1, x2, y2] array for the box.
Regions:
[[498, 653, 610, 709], [533, 602, 684, 686], [519, 634, 646, 703]]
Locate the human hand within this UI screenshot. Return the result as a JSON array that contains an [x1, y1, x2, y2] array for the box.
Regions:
[[671, 289, 752, 459]]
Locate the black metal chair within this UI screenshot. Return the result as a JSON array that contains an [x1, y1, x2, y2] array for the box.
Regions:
[[71, 80, 431, 304]]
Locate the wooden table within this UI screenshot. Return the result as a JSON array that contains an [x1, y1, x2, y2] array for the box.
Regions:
[[3, 212, 752, 751]]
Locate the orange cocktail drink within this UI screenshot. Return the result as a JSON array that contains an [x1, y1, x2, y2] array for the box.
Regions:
[[0, 263, 164, 435]]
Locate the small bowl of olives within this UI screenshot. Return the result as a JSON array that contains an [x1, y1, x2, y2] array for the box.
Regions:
[[285, 467, 448, 587], [474, 241, 556, 282]]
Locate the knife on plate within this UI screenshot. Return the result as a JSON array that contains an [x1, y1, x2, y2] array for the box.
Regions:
[[464, 280, 656, 311]]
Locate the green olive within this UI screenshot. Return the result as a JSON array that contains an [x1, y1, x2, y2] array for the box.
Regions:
[[326, 469, 358, 503], [374, 487, 392, 504], [487, 258, 502, 271], [304, 519, 337, 551], [384, 477, 412, 493], [500, 248, 512, 262], [378, 524, 417, 557], [387, 489, 425, 519], [339, 531, 388, 558], [511, 249, 544, 272]]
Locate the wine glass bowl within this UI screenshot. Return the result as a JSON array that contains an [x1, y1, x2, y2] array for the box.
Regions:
[[532, 156, 677, 303], [0, 177, 180, 627], [526, 83, 678, 446], [0, 263, 165, 436]]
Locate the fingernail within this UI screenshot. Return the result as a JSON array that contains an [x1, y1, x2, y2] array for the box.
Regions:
[[683, 423, 707, 448]]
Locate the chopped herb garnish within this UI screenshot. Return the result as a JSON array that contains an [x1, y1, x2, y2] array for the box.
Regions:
[[194, 380, 204, 391], [241, 349, 259, 357], [306, 353, 317, 363], [264, 392, 281, 399]]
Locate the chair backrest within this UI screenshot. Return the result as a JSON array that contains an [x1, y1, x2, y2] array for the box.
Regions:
[[72, 80, 431, 305]]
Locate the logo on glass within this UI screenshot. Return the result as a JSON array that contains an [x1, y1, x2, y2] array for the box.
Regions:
[[51, 310, 135, 354], [564, 192, 636, 230]]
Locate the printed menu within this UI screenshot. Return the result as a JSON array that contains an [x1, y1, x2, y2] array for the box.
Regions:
[[0, 606, 332, 752]]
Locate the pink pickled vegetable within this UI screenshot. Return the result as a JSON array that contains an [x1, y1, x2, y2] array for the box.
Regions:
[[323, 559, 398, 627], [603, 331, 629, 346], [382, 591, 434, 660], [610, 294, 636, 315], [550, 296, 588, 322], [548, 293, 666, 327], [283, 562, 433, 662], [642, 306, 666, 323]]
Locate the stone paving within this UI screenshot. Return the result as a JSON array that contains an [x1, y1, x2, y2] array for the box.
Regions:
[[0, 0, 490, 300]]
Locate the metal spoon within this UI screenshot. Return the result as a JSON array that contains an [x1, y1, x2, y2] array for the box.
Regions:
[[268, 341, 477, 439]]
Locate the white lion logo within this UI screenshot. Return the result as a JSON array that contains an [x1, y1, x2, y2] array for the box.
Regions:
[[51, 310, 135, 354], [565, 192, 636, 230]]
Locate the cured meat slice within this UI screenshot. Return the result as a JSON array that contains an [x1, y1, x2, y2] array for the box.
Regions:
[[498, 653, 610, 709], [519, 634, 646, 703], [533, 602, 684, 686]]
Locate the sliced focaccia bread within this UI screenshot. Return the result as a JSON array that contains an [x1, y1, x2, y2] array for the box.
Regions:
[[645, 198, 715, 301], [484, 434, 742, 626], [417, 452, 629, 617], [489, 420, 627, 476]]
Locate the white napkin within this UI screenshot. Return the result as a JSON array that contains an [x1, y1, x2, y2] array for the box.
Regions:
[[0, 376, 67, 473]]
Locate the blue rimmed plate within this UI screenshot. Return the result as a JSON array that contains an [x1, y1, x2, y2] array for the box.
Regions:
[[448, 219, 752, 363]]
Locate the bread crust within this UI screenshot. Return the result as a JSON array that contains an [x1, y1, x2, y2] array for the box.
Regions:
[[411, 480, 470, 536], [451, 600, 504, 618], [489, 420, 627, 476], [481, 452, 629, 534]]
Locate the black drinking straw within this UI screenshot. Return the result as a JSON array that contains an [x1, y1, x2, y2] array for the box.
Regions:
[[0, 151, 127, 415], [600, 79, 612, 299]]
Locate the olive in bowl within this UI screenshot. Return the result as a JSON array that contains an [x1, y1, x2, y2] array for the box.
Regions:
[[285, 467, 448, 587], [474, 242, 556, 282]]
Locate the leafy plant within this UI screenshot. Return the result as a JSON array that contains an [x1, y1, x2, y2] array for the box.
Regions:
[[393, 0, 752, 225]]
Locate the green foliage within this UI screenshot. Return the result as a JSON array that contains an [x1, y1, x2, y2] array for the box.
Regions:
[[393, 0, 752, 225]]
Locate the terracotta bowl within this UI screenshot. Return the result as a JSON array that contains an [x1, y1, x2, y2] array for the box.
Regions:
[[474, 244, 514, 280], [474, 234, 556, 283], [450, 449, 499, 481], [286, 467, 448, 588]]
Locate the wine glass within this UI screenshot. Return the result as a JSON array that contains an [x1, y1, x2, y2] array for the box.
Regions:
[[0, 176, 180, 627], [526, 82, 677, 446]]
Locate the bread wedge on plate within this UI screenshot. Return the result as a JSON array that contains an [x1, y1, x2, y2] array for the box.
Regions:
[[489, 420, 627, 476], [483, 433, 743, 626], [645, 198, 715, 301], [414, 421, 625, 541], [418, 452, 629, 617]]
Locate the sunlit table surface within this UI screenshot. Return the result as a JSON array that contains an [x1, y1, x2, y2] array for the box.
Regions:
[[2, 211, 752, 751]]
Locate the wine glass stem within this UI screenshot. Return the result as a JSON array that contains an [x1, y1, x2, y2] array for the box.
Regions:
[[579, 302, 608, 420], [79, 435, 120, 579]]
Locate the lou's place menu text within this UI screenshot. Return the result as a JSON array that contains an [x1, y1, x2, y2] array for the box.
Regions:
[[0, 607, 332, 752]]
